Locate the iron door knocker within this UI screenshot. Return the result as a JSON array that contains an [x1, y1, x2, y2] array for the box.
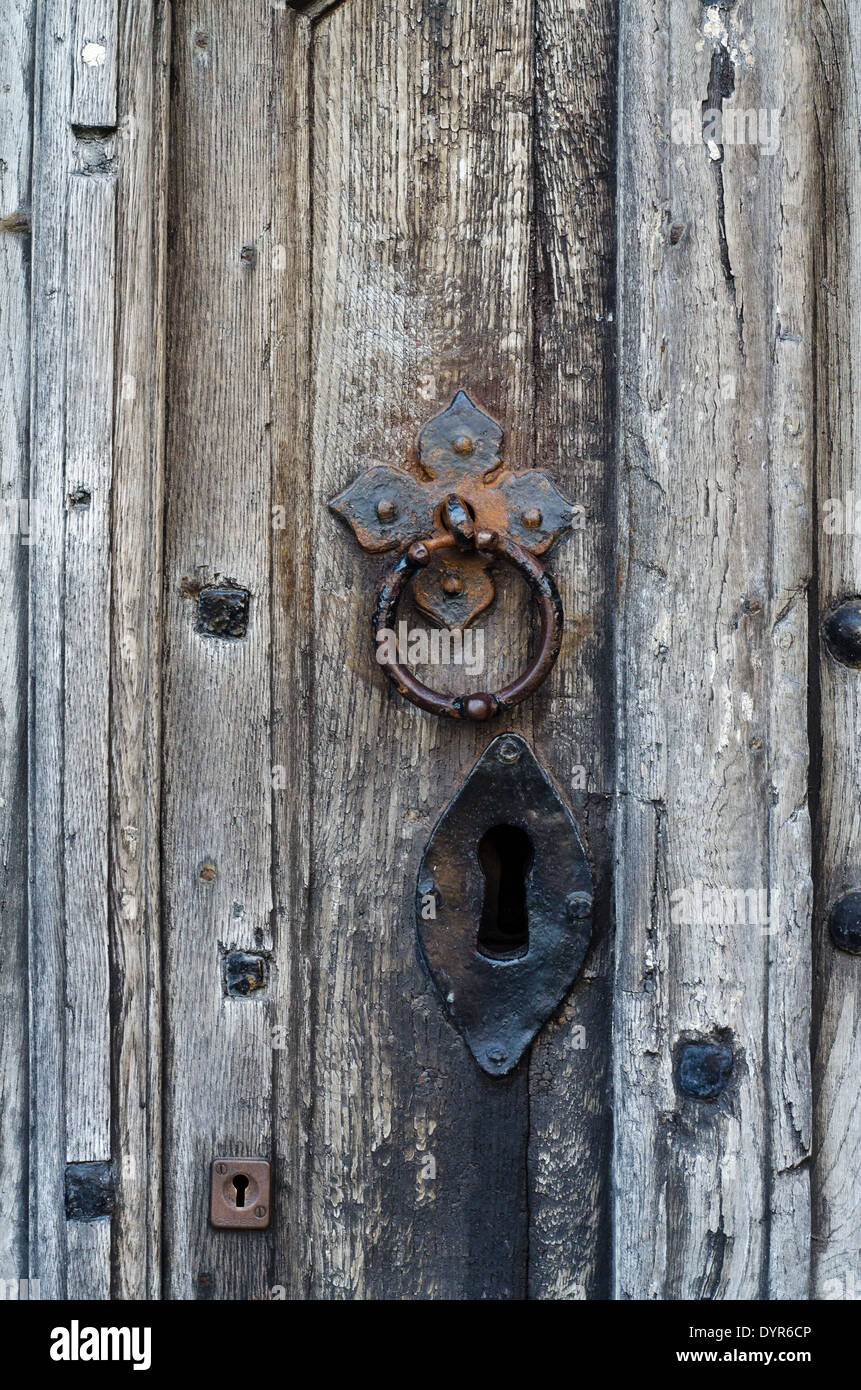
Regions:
[[330, 390, 592, 1075], [330, 390, 576, 719]]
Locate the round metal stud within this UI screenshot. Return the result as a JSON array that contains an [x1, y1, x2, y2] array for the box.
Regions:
[[822, 599, 861, 668], [828, 890, 861, 954]]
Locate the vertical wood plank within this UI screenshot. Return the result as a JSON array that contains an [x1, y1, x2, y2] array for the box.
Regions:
[[270, 7, 313, 1300], [762, 22, 813, 1294], [614, 0, 813, 1299], [63, 162, 115, 1300], [71, 0, 118, 129], [527, 0, 617, 1301], [307, 0, 535, 1300], [0, 0, 34, 1289], [162, 0, 277, 1300], [29, 0, 75, 1300], [109, 0, 169, 1300], [810, 0, 861, 1304]]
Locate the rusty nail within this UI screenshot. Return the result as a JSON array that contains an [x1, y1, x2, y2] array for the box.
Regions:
[[223, 950, 268, 997], [441, 570, 463, 596], [475, 527, 495, 550], [522, 508, 542, 528], [409, 541, 430, 565], [197, 583, 250, 640], [376, 497, 396, 522], [452, 435, 474, 455]]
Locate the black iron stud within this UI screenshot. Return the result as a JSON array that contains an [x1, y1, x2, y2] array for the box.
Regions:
[[676, 1041, 733, 1101], [822, 599, 861, 668], [828, 891, 861, 954]]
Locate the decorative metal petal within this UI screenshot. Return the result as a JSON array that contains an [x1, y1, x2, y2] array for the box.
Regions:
[[493, 469, 576, 554], [416, 734, 593, 1075], [412, 551, 495, 631], [329, 464, 435, 553], [418, 390, 503, 484]]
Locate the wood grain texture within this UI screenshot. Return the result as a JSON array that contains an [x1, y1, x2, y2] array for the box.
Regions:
[[614, 0, 813, 1299], [0, 0, 33, 1289], [109, 0, 169, 1300], [306, 0, 539, 1299], [63, 157, 115, 1301], [71, 0, 117, 128], [161, 0, 278, 1300], [526, 0, 616, 1301], [29, 0, 76, 1300], [63, 168, 114, 1167], [18, 0, 847, 1302], [810, 0, 861, 1304], [269, 7, 314, 1300]]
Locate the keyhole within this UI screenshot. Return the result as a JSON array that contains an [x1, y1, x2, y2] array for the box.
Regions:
[[477, 824, 533, 960], [232, 1173, 249, 1208]]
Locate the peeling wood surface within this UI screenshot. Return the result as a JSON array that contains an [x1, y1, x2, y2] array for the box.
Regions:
[[4, 0, 860, 1302], [63, 151, 115, 1303], [71, 0, 117, 129], [306, 0, 535, 1299], [29, 0, 78, 1299], [109, 0, 168, 1300], [615, 0, 813, 1299], [810, 0, 861, 1305], [161, 0, 278, 1300], [0, 0, 33, 1290], [527, 0, 616, 1302]]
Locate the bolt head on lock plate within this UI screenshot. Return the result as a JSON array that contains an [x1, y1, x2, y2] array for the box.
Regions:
[[210, 1158, 270, 1229]]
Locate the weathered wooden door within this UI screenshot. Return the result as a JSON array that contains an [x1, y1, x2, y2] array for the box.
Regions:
[[3, 0, 859, 1303]]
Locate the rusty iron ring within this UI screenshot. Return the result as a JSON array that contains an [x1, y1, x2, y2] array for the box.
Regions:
[[372, 530, 564, 721]]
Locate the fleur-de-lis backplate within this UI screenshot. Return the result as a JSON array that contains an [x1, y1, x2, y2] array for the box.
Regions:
[[329, 391, 575, 629]]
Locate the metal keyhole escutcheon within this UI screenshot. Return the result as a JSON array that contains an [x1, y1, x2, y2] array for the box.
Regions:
[[329, 391, 576, 720], [416, 734, 593, 1074]]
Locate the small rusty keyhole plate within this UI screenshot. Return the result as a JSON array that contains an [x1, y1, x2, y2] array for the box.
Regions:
[[416, 734, 593, 1075], [209, 1158, 270, 1229]]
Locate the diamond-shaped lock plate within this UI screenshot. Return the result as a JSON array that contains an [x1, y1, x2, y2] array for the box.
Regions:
[[416, 734, 593, 1075]]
